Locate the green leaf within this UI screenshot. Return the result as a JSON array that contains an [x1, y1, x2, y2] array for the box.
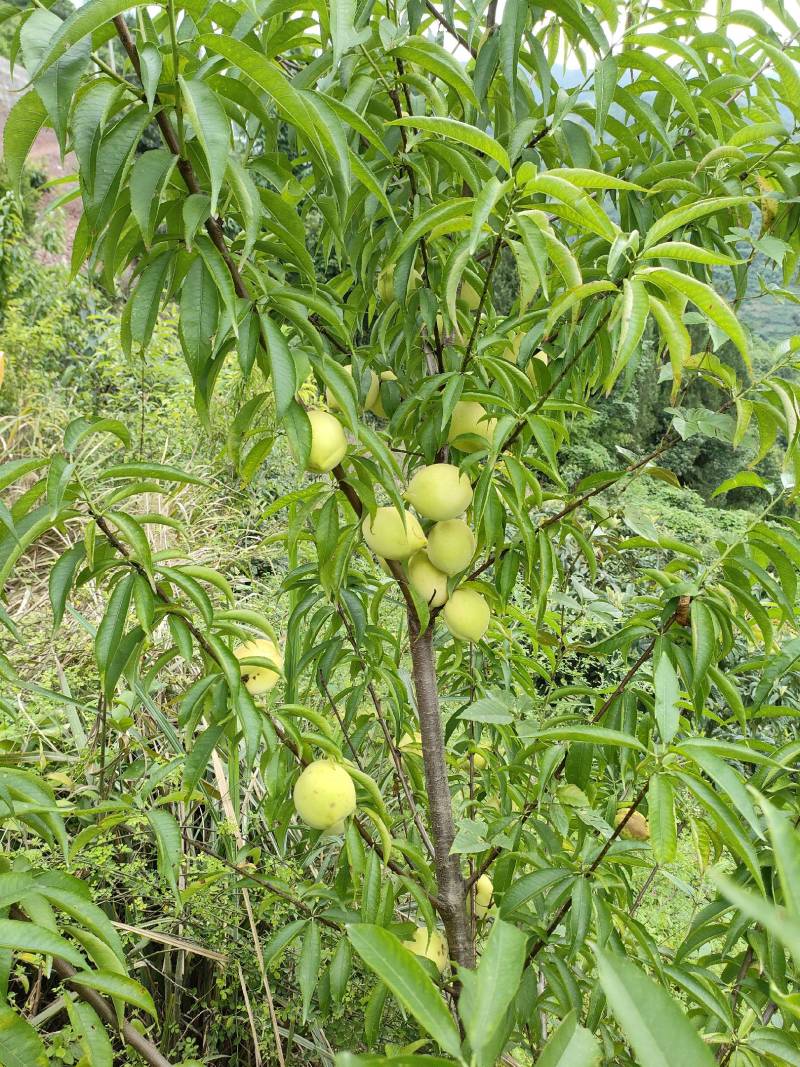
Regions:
[[531, 727, 647, 751], [541, 0, 607, 52], [648, 295, 690, 399], [94, 573, 134, 677], [648, 774, 677, 864], [36, 877, 125, 964], [712, 872, 800, 969], [183, 721, 224, 797], [0, 511, 68, 593], [608, 278, 648, 386], [0, 1005, 48, 1067], [262, 920, 308, 968], [761, 798, 800, 917], [547, 280, 617, 332], [654, 649, 680, 744], [283, 401, 312, 470], [393, 37, 478, 107], [85, 106, 151, 232], [105, 511, 153, 576], [130, 251, 173, 352], [180, 256, 219, 379], [678, 742, 776, 768], [499, 869, 572, 918], [690, 600, 715, 683], [139, 41, 162, 111], [499, 0, 526, 115], [195, 33, 349, 194], [594, 57, 617, 137], [388, 116, 510, 173], [298, 920, 320, 1022], [33, 0, 150, 75], [195, 235, 239, 327], [67, 970, 157, 1019], [129, 149, 176, 248], [62, 925, 125, 976], [183, 194, 211, 251], [469, 177, 508, 255], [146, 809, 181, 905], [179, 78, 230, 216], [642, 196, 750, 250], [2, 92, 47, 199], [534, 1009, 601, 1066], [335, 1057, 456, 1067], [64, 416, 131, 454], [329, 0, 356, 67], [64, 998, 113, 1067], [641, 242, 742, 267], [595, 949, 716, 1067], [677, 771, 763, 888], [460, 919, 527, 1066], [640, 267, 749, 365], [0, 919, 85, 968], [525, 174, 618, 241], [619, 50, 698, 125], [711, 471, 766, 498], [260, 314, 296, 417], [22, 9, 89, 152], [347, 925, 462, 1058], [98, 462, 204, 486], [390, 198, 472, 262], [0, 458, 48, 493], [227, 158, 262, 262]]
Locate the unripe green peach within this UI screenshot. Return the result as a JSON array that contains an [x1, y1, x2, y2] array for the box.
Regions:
[[526, 350, 549, 384], [426, 518, 476, 576], [326, 365, 379, 411], [503, 333, 522, 363], [377, 267, 422, 305], [443, 588, 490, 642], [293, 760, 356, 830], [306, 410, 347, 473], [408, 551, 449, 608], [405, 463, 473, 521], [363, 506, 426, 560], [377, 270, 393, 305], [234, 638, 283, 695], [615, 808, 650, 841], [447, 401, 496, 450], [474, 874, 494, 918], [367, 370, 398, 419], [403, 926, 448, 973]]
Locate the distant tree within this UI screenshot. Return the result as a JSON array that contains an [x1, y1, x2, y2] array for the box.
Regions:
[[3, 0, 800, 1063]]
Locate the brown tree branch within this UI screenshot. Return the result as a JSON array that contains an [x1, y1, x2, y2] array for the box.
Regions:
[[424, 1, 477, 56], [90, 508, 419, 886], [524, 780, 650, 965], [53, 957, 174, 1067], [465, 614, 674, 892], [462, 201, 514, 370], [409, 624, 474, 969], [334, 605, 436, 860]]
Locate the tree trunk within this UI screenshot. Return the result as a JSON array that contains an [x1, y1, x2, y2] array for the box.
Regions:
[[408, 619, 475, 970]]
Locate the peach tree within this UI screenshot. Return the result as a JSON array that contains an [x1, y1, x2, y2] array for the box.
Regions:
[[3, 0, 800, 1062]]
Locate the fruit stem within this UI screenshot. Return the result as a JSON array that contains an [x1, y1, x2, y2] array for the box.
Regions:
[[408, 620, 475, 971]]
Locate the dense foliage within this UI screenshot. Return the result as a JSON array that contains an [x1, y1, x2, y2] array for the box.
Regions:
[[2, 0, 800, 1063]]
